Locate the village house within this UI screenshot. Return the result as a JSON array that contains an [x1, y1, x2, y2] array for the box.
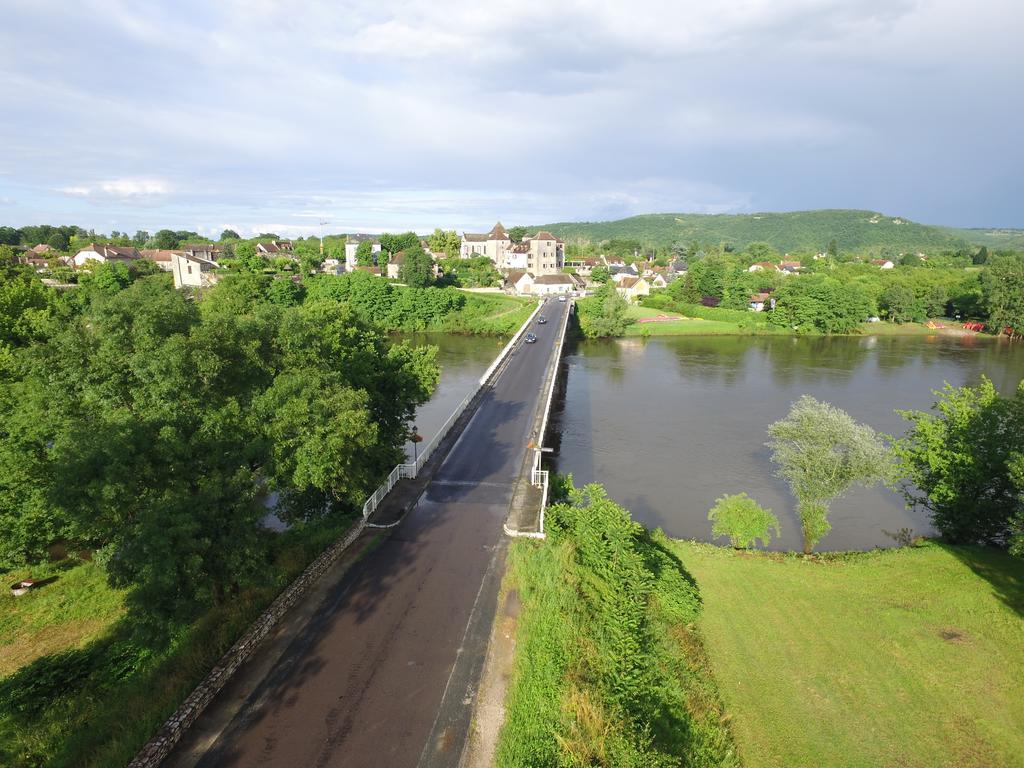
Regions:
[[749, 291, 775, 312], [747, 261, 781, 273], [531, 273, 575, 295], [181, 243, 222, 260], [649, 272, 669, 289], [255, 240, 294, 257], [779, 260, 802, 274], [171, 252, 220, 289], [872, 259, 896, 269], [460, 222, 511, 264], [523, 231, 564, 275], [139, 249, 182, 272], [73, 243, 141, 267], [616, 276, 650, 302], [344, 235, 381, 270], [505, 270, 535, 295]]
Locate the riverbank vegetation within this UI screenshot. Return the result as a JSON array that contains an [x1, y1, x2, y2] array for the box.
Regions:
[[496, 483, 737, 768], [675, 540, 1024, 768]]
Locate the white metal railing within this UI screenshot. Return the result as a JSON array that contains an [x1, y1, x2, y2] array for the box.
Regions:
[[359, 299, 544, 520]]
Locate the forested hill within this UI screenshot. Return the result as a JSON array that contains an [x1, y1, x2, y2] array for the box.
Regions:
[[531, 210, 975, 253]]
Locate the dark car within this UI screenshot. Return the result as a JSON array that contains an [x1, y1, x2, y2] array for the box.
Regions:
[[537, 316, 548, 324], [524, 332, 538, 344]]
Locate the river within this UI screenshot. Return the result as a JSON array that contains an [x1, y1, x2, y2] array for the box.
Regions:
[[407, 331, 1024, 552]]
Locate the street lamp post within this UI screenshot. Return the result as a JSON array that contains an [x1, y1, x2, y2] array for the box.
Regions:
[[410, 424, 423, 465]]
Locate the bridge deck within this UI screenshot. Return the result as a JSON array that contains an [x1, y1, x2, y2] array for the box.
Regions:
[[175, 297, 570, 768]]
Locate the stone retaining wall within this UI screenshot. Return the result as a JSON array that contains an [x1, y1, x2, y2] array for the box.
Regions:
[[127, 520, 366, 767]]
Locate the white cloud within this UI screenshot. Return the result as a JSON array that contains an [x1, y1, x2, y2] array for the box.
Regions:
[[60, 178, 172, 199]]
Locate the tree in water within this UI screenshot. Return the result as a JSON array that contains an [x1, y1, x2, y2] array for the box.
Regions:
[[767, 396, 892, 553]]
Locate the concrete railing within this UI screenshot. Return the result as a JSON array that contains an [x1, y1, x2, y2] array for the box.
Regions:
[[510, 298, 573, 540]]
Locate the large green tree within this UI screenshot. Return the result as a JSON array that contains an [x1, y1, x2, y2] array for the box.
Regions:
[[893, 378, 1024, 551], [769, 275, 871, 334], [427, 229, 460, 258], [355, 239, 376, 267], [0, 276, 439, 630], [398, 248, 435, 288], [981, 256, 1024, 338], [767, 396, 893, 553]]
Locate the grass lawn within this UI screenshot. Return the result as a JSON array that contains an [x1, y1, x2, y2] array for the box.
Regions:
[[674, 541, 1024, 768], [622, 304, 785, 337], [0, 515, 358, 768], [443, 293, 535, 335], [0, 560, 126, 678]]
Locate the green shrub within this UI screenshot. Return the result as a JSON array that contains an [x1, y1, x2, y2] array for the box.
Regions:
[[707, 493, 780, 549]]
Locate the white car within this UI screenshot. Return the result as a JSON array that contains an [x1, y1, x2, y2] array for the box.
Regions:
[[558, 295, 567, 302]]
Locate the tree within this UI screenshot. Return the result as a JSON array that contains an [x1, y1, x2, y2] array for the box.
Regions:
[[0, 276, 440, 629], [233, 242, 266, 273], [355, 239, 376, 267], [893, 378, 1024, 551], [507, 226, 528, 243], [220, 229, 241, 241], [878, 283, 921, 323], [981, 256, 1024, 337], [973, 246, 989, 265], [827, 238, 838, 258], [590, 265, 611, 283], [708, 493, 780, 549], [152, 229, 179, 249], [767, 396, 893, 553], [577, 282, 631, 338], [427, 229, 460, 258], [132, 230, 150, 246], [770, 275, 871, 334], [46, 232, 69, 251], [398, 248, 435, 288], [380, 231, 420, 255]]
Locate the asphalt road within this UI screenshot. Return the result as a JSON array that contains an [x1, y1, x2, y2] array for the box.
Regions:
[[189, 297, 569, 768]]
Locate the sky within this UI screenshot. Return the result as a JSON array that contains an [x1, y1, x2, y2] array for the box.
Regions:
[[1, 0, 1021, 237]]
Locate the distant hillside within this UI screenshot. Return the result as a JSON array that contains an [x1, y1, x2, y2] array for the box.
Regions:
[[934, 227, 1024, 251], [531, 210, 970, 253]]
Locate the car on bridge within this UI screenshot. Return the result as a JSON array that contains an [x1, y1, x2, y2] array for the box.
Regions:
[[558, 295, 567, 302], [524, 332, 538, 344]]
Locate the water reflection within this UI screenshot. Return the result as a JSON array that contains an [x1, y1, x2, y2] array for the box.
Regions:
[[553, 334, 1024, 552]]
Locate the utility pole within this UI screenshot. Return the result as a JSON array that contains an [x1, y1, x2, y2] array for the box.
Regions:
[[319, 219, 329, 255]]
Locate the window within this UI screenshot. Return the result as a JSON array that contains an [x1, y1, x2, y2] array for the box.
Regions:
[[187, 265, 192, 274]]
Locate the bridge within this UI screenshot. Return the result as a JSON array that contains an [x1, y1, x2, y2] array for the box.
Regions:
[[153, 296, 573, 768]]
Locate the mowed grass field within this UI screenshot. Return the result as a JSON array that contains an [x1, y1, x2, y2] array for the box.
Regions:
[[0, 560, 126, 678], [623, 304, 748, 336], [674, 541, 1024, 768]]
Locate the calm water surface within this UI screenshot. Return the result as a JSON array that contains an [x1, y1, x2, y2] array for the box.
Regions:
[[399, 332, 1024, 551], [549, 334, 1024, 551], [396, 333, 505, 460]]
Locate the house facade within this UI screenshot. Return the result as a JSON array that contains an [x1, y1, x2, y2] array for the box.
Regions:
[[171, 252, 220, 289], [73, 243, 141, 267], [616, 276, 650, 302], [139, 249, 181, 272], [345, 235, 381, 270], [523, 231, 564, 276], [460, 222, 512, 264], [532, 273, 575, 295]]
